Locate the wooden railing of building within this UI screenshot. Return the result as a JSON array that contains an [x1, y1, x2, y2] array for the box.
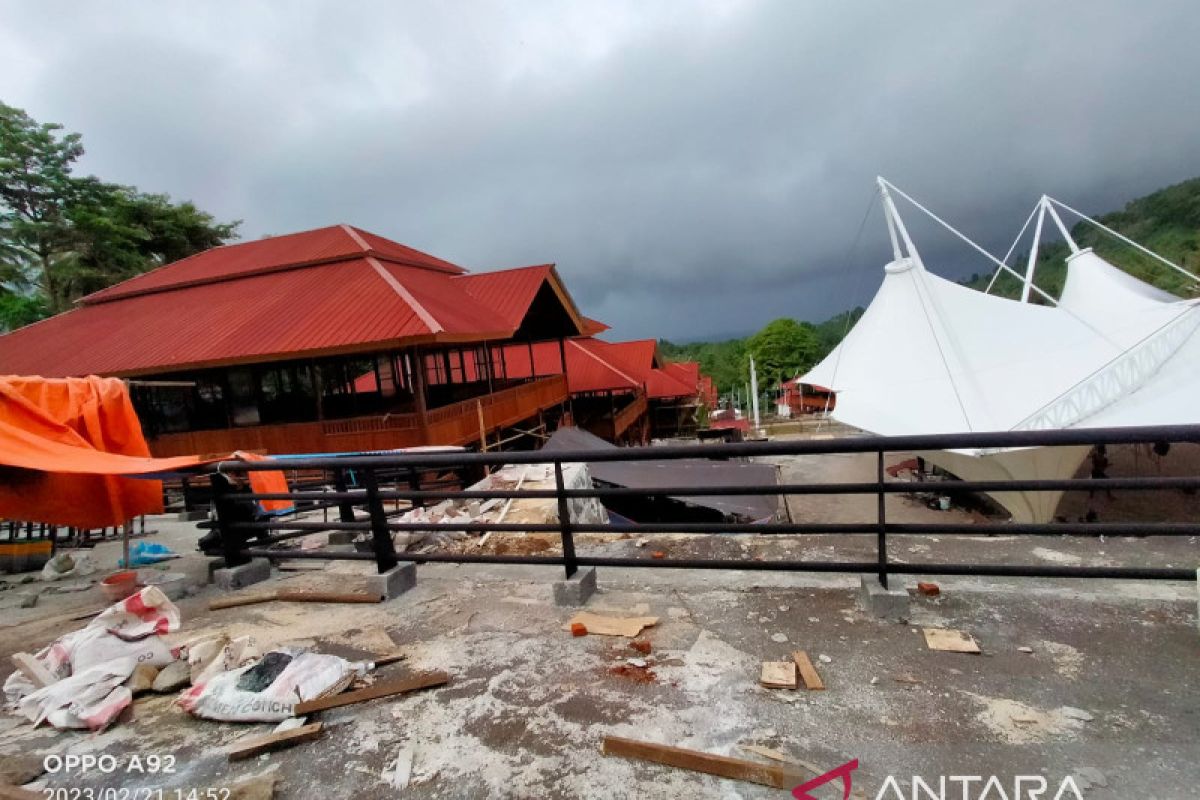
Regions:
[[146, 375, 568, 457]]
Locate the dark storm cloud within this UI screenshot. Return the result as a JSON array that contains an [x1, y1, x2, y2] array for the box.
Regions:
[[2, 0, 1198, 339]]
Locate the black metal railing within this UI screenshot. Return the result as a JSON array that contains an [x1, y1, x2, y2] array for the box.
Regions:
[[198, 423, 1200, 589]]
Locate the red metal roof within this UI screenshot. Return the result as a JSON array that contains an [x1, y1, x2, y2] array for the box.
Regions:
[[84, 224, 465, 304], [0, 259, 435, 377], [580, 316, 610, 335], [0, 224, 590, 377], [454, 264, 585, 336], [455, 265, 553, 329]]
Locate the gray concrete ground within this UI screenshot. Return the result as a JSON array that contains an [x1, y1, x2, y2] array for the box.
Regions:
[[0, 444, 1197, 799]]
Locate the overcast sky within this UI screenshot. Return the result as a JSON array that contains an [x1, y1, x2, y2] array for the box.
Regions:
[[3, 1, 1198, 340]]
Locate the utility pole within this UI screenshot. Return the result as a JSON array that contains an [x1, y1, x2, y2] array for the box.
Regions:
[[749, 356, 761, 434]]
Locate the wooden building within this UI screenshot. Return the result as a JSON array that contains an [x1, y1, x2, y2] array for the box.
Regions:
[[776, 378, 836, 417], [0, 226, 588, 457]]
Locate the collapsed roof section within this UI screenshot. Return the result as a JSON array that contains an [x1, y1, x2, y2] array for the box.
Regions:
[[542, 426, 781, 523]]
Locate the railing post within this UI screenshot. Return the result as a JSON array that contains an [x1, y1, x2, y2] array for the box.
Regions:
[[363, 469, 399, 574], [209, 473, 249, 568], [554, 461, 578, 578], [333, 468, 356, 523], [877, 449, 888, 589]]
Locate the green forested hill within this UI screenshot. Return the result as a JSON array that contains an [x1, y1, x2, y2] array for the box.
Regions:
[[669, 176, 1200, 397], [968, 176, 1200, 300]]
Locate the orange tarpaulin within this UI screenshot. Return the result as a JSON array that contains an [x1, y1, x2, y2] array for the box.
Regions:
[[0, 375, 288, 528]]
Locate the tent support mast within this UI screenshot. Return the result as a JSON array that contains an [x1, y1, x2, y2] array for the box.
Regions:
[[1020, 198, 1048, 303]]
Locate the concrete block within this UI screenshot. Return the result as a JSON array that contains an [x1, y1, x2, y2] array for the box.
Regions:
[[206, 558, 226, 583], [367, 562, 417, 600], [177, 510, 208, 522], [859, 574, 909, 622], [212, 558, 271, 590], [553, 566, 597, 607]]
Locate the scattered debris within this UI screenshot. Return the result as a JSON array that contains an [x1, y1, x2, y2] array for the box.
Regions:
[[651, 551, 666, 559], [608, 662, 657, 683], [626, 658, 648, 668], [601, 736, 806, 789], [564, 612, 658, 638], [4, 586, 180, 730], [10, 653, 55, 689], [916, 582, 941, 596], [1018, 646, 1034, 654], [923, 628, 981, 654], [293, 671, 449, 715], [778, 605, 789, 612], [385, 745, 415, 789], [228, 722, 325, 761], [152, 660, 190, 693], [894, 674, 922, 685], [1061, 706, 1094, 722], [817, 654, 832, 664], [570, 622, 588, 637], [227, 770, 278, 800], [870, 676, 879, 685], [760, 661, 798, 689], [124, 664, 159, 695], [180, 649, 365, 722], [793, 651, 826, 691], [630, 639, 652, 655], [770, 632, 788, 643]]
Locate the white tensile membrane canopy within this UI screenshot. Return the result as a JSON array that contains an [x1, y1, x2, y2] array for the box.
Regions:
[[803, 180, 1200, 522]]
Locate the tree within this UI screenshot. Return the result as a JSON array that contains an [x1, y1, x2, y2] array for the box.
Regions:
[[0, 101, 86, 314], [0, 101, 239, 326], [745, 317, 818, 392]]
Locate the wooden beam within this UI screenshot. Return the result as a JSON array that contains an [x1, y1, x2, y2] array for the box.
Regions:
[[227, 722, 324, 762], [294, 671, 449, 715], [792, 651, 825, 691], [209, 590, 381, 611], [601, 736, 806, 789], [11, 653, 55, 688]]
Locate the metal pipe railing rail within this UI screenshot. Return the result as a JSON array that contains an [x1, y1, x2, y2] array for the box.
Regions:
[[199, 423, 1200, 589]]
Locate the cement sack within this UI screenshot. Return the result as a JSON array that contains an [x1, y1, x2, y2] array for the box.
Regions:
[[5, 586, 182, 730], [177, 648, 367, 722]]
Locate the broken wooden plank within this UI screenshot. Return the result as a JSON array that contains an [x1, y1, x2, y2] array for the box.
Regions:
[[227, 722, 324, 762], [792, 651, 825, 690], [601, 736, 806, 789], [922, 628, 981, 654], [209, 590, 381, 611], [10, 653, 55, 689], [563, 612, 658, 638], [294, 671, 449, 715], [738, 744, 800, 765], [759, 661, 797, 689], [370, 652, 406, 667], [209, 591, 278, 610]]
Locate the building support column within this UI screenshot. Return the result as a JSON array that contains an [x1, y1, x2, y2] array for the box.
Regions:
[[412, 347, 430, 443]]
